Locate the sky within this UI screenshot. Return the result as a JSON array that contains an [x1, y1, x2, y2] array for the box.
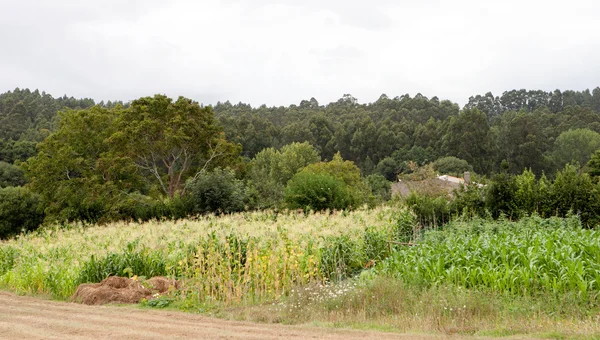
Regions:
[[1, 0, 599, 107]]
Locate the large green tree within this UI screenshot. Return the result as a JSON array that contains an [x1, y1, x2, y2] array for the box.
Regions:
[[24, 105, 138, 222], [110, 95, 240, 198]]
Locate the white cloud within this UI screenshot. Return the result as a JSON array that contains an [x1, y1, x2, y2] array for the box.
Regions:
[[0, 0, 598, 106]]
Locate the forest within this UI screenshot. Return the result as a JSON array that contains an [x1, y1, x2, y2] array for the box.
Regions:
[[2, 87, 600, 237]]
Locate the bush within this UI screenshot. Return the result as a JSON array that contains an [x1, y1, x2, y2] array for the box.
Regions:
[[433, 156, 472, 176], [486, 172, 519, 219], [450, 183, 486, 218], [284, 172, 353, 211], [0, 186, 45, 238], [299, 153, 370, 207], [247, 142, 320, 208], [550, 163, 600, 226], [187, 167, 245, 214]]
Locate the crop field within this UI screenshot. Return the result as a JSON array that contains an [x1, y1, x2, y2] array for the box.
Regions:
[[378, 215, 600, 300], [1, 208, 600, 337], [0, 207, 413, 304]]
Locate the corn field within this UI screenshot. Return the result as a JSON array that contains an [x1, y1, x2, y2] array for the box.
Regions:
[[2, 208, 599, 308], [378, 215, 600, 300], [0, 207, 414, 303]]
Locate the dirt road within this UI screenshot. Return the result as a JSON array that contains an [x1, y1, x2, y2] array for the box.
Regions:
[[0, 291, 460, 340]]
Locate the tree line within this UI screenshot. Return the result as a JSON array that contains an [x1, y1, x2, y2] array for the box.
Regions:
[[2, 87, 600, 238]]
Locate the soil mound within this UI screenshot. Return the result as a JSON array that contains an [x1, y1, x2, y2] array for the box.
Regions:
[[73, 276, 178, 305], [145, 276, 179, 293]]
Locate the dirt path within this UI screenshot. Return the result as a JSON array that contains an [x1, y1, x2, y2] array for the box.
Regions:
[[0, 291, 527, 340]]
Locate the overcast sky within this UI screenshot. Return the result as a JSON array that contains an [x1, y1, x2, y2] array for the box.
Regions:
[[1, 0, 599, 107]]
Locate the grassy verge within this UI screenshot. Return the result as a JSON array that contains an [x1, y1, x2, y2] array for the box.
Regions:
[[167, 276, 600, 339]]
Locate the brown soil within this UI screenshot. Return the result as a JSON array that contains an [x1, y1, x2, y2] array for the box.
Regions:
[[0, 291, 457, 340], [0, 290, 518, 340], [72, 276, 178, 305]]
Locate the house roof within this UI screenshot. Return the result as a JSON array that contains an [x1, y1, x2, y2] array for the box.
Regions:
[[437, 175, 464, 184]]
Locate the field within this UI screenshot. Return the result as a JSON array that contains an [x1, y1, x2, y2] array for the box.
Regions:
[[1, 207, 600, 338]]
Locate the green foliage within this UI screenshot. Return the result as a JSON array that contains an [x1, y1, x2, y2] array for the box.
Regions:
[[0, 88, 96, 155], [0, 161, 25, 188], [433, 156, 472, 176], [513, 169, 539, 214], [277, 142, 321, 184], [247, 142, 320, 208], [586, 149, 600, 177], [113, 194, 190, 222], [375, 157, 399, 181], [187, 167, 245, 214], [0, 140, 38, 164], [143, 296, 175, 308], [442, 108, 495, 173], [0, 245, 19, 276], [552, 129, 600, 169], [23, 95, 240, 223], [23, 106, 130, 223], [391, 208, 418, 243], [450, 183, 486, 218], [284, 172, 353, 211], [550, 163, 599, 226], [300, 153, 371, 206], [111, 95, 239, 199], [5, 87, 600, 228], [404, 191, 450, 228], [486, 172, 519, 219], [449, 165, 600, 227], [366, 174, 391, 202], [0, 186, 44, 238]]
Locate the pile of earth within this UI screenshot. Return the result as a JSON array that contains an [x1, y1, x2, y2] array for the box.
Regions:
[[73, 276, 179, 305]]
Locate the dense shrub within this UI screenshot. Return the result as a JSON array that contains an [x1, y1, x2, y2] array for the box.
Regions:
[[486, 172, 519, 219], [0, 186, 45, 238], [433, 156, 472, 176], [284, 172, 353, 211], [450, 183, 486, 218], [298, 153, 371, 207], [549, 164, 600, 226], [405, 191, 450, 228], [187, 167, 246, 214], [247, 142, 320, 208]]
